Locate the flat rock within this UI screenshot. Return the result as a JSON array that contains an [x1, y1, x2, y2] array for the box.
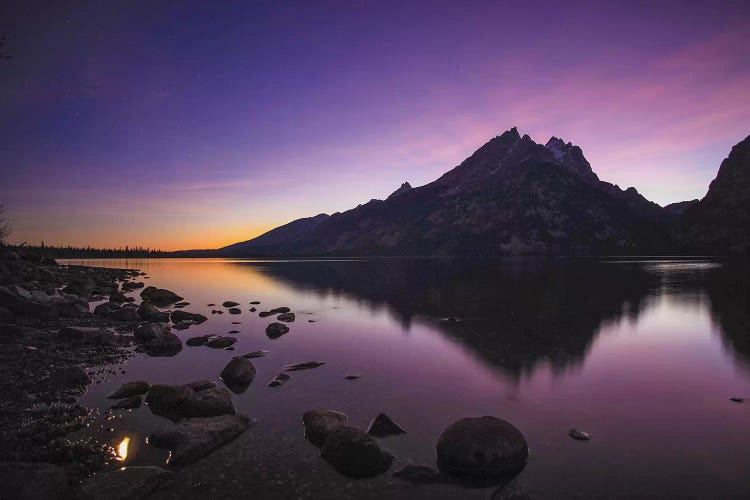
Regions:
[[568, 428, 593, 441], [367, 413, 406, 437], [222, 301, 239, 307], [140, 287, 183, 306], [188, 380, 217, 391], [242, 350, 270, 359], [302, 409, 348, 447], [320, 425, 394, 478], [268, 373, 290, 387], [392, 464, 445, 484], [110, 396, 142, 410], [186, 335, 213, 346], [76, 466, 173, 500], [269, 307, 291, 314], [148, 414, 253, 465], [436, 416, 528, 480], [108, 380, 150, 399], [227, 308, 241, 314], [265, 322, 289, 339], [171, 310, 207, 324], [182, 387, 235, 418], [206, 336, 237, 349], [285, 361, 325, 371], [345, 374, 363, 380]]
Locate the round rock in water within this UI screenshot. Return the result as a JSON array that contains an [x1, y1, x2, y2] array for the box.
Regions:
[[302, 409, 348, 447], [436, 416, 528, 480], [320, 425, 394, 478]]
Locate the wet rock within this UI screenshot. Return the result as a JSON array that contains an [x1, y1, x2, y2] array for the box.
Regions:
[[0, 461, 70, 500], [284, 361, 325, 371], [392, 464, 445, 483], [242, 350, 270, 359], [109, 290, 127, 303], [148, 414, 254, 465], [94, 302, 120, 317], [140, 286, 183, 306], [729, 397, 746, 403], [182, 387, 235, 417], [121, 281, 145, 291], [345, 374, 363, 380], [228, 330, 240, 334], [187, 335, 213, 346], [277, 312, 295, 322], [137, 302, 169, 322], [206, 336, 237, 349], [269, 307, 291, 314], [211, 309, 223, 315], [220, 357, 256, 393], [188, 380, 217, 391], [145, 331, 183, 357], [110, 396, 141, 410], [436, 416, 529, 480], [302, 409, 348, 447], [367, 413, 406, 437], [146, 384, 194, 415], [110, 307, 140, 322], [265, 322, 289, 339], [568, 428, 593, 441], [61, 278, 95, 297], [76, 466, 173, 500], [134, 322, 171, 342], [58, 326, 117, 345], [222, 301, 239, 307], [268, 373, 290, 387], [249, 307, 257, 312], [174, 301, 190, 306], [108, 380, 150, 399], [320, 425, 394, 478], [249, 301, 260, 304], [228, 308, 241, 315], [258, 311, 274, 318], [170, 310, 208, 325]]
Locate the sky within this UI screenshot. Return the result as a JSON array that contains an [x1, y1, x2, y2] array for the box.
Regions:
[[1, 0, 748, 250]]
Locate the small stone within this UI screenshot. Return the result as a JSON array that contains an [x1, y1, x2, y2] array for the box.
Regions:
[[242, 350, 270, 359], [367, 413, 406, 437], [568, 428, 593, 441], [345, 374, 363, 380], [285, 361, 325, 371], [222, 301, 240, 307], [268, 373, 290, 387], [228, 308, 241, 314], [277, 312, 295, 322], [265, 322, 289, 339]]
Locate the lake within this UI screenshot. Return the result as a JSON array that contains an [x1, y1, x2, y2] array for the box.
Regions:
[[63, 257, 750, 499]]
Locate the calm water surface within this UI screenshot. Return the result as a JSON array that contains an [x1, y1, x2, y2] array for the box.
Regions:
[[63, 258, 750, 499]]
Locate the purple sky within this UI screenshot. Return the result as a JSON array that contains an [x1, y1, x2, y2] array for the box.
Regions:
[[1, 1, 748, 250]]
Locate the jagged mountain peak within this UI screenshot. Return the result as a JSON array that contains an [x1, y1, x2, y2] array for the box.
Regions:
[[387, 182, 413, 200]]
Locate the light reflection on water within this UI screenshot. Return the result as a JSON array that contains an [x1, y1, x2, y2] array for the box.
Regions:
[[64, 257, 750, 499]]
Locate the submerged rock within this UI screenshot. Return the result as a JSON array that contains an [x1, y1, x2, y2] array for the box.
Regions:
[[148, 414, 254, 465], [284, 361, 325, 371], [220, 357, 257, 393], [302, 409, 348, 447], [320, 425, 394, 478], [367, 413, 406, 437], [107, 380, 150, 399], [265, 322, 289, 339], [249, 301, 260, 305], [268, 373, 290, 387], [206, 336, 237, 349], [186, 335, 213, 347], [345, 374, 363, 380], [568, 428, 593, 441], [729, 397, 746, 403], [277, 312, 295, 322], [76, 466, 173, 500], [436, 416, 528, 480]]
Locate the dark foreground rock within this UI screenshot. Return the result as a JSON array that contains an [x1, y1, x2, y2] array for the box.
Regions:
[[285, 361, 325, 371], [302, 409, 348, 447], [265, 322, 289, 339], [220, 357, 257, 393], [110, 396, 141, 409], [76, 466, 173, 500], [149, 414, 254, 465], [140, 286, 183, 306], [268, 373, 290, 387], [320, 425, 394, 478], [107, 380, 150, 399], [436, 416, 528, 480], [367, 413, 406, 437], [0, 461, 71, 500], [392, 464, 446, 483], [277, 312, 295, 322], [170, 310, 207, 325]]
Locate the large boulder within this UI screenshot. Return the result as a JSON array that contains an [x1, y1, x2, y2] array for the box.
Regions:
[[110, 306, 140, 322], [94, 302, 120, 317], [435, 416, 528, 480], [182, 387, 235, 417], [0, 461, 70, 500], [137, 302, 169, 322], [148, 414, 253, 465], [134, 322, 171, 342], [146, 384, 194, 416], [220, 357, 256, 393], [302, 409, 348, 447], [140, 286, 183, 306], [320, 426, 394, 478], [76, 466, 173, 500]]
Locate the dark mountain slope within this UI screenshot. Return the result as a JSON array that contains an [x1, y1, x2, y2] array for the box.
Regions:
[[220, 213, 329, 256], [229, 128, 672, 256]]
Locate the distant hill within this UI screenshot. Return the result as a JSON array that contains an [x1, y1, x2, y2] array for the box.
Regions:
[[220, 213, 329, 256]]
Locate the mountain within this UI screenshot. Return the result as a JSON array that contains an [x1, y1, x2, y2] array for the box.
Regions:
[[680, 135, 750, 253], [220, 213, 329, 256], [663, 200, 699, 216], [226, 128, 677, 256], [387, 182, 412, 200]]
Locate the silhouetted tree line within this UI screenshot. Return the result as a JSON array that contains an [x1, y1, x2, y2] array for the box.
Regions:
[[3, 242, 171, 259]]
